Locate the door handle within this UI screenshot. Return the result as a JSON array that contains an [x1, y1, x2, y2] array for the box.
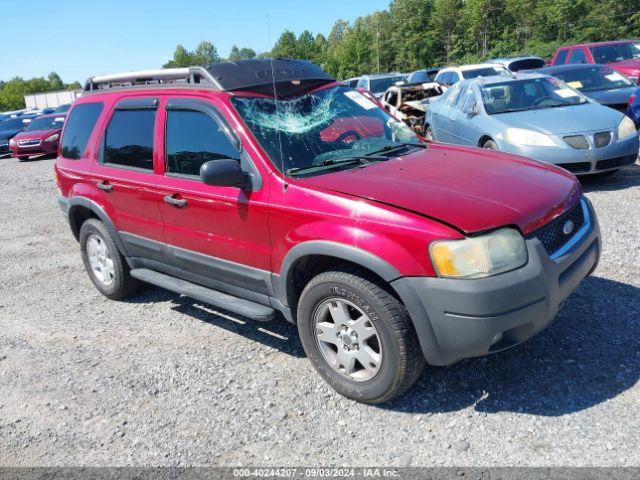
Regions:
[[97, 181, 113, 192], [164, 194, 187, 208]]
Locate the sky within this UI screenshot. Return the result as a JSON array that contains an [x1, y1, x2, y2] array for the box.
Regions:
[[0, 0, 390, 84]]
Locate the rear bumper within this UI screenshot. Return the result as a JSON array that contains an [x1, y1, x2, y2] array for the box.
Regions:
[[393, 198, 601, 366]]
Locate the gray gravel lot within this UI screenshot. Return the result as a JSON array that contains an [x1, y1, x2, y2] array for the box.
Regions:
[[0, 156, 638, 467]]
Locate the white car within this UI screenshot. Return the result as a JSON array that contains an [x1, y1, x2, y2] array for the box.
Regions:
[[434, 64, 508, 86]]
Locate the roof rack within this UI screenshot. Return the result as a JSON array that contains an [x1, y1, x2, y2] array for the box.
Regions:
[[83, 67, 220, 92], [83, 59, 336, 96]]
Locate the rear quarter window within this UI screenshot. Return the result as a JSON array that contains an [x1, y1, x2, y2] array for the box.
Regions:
[[555, 49, 569, 64], [60, 102, 104, 159]]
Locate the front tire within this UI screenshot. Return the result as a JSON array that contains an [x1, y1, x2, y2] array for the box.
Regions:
[[79, 218, 139, 300], [297, 268, 424, 404]]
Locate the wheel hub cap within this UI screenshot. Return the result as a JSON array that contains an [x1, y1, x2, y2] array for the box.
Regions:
[[314, 298, 382, 382], [86, 234, 115, 286]]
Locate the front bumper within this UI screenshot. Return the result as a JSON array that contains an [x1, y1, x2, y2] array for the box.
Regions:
[[392, 197, 601, 366], [10, 141, 58, 157], [500, 133, 638, 175]]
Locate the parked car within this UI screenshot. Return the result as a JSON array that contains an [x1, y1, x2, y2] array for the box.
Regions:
[[490, 55, 546, 72], [434, 63, 508, 86], [56, 60, 600, 403], [424, 73, 639, 175], [551, 40, 640, 83], [9, 113, 66, 160], [380, 82, 447, 134], [356, 73, 407, 98], [626, 91, 640, 127], [0, 116, 33, 157], [538, 64, 638, 112], [406, 68, 440, 84]]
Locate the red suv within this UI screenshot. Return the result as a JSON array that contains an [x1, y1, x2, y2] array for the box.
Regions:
[[551, 40, 640, 83], [55, 60, 601, 403]]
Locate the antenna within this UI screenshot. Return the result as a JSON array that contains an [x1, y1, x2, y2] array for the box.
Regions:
[[267, 15, 288, 192]]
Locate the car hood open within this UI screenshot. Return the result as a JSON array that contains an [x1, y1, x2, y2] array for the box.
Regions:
[[296, 144, 581, 235], [494, 103, 623, 135]]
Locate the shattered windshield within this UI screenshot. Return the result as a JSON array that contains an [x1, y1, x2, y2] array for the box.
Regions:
[[231, 85, 421, 177]]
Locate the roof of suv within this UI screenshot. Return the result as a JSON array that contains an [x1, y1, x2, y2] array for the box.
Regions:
[[84, 59, 336, 97], [559, 40, 638, 48]]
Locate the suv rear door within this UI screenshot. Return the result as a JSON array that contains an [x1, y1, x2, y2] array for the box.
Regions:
[[91, 97, 165, 257], [154, 96, 272, 296]]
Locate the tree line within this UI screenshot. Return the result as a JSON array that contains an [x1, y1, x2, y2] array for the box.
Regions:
[[0, 73, 81, 111], [164, 0, 640, 79]]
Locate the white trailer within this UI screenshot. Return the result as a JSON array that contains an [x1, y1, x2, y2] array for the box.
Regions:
[[23, 90, 81, 109]]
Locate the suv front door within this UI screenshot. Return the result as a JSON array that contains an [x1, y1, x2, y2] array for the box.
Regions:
[[155, 96, 273, 297]]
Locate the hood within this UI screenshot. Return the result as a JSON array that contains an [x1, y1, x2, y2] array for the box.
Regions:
[[585, 86, 637, 106], [609, 59, 640, 75], [13, 128, 61, 141], [296, 144, 580, 235], [494, 103, 623, 134]]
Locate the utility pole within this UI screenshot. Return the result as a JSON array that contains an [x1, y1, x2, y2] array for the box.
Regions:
[[376, 26, 381, 74]]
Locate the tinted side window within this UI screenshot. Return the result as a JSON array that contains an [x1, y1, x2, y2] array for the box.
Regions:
[[60, 102, 103, 159], [102, 109, 156, 170], [555, 49, 569, 64], [166, 110, 240, 177], [568, 49, 588, 64]]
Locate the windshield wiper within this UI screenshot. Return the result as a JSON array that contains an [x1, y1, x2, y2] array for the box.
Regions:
[[286, 158, 370, 177], [364, 142, 427, 157]]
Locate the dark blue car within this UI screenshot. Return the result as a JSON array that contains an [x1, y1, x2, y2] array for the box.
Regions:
[[538, 64, 639, 113]]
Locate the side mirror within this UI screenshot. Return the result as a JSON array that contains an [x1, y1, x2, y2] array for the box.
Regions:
[[466, 103, 479, 117], [200, 159, 246, 188]]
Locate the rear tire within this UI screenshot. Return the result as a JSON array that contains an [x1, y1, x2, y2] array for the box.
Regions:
[[297, 267, 424, 404], [482, 139, 498, 150], [79, 218, 139, 300]]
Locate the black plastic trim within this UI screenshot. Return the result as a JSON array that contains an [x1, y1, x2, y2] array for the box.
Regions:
[[274, 241, 402, 307], [65, 197, 129, 256]]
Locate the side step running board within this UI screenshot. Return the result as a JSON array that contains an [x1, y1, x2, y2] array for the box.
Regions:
[[130, 268, 276, 322]]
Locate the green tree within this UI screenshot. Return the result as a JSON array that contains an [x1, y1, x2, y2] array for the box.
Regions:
[[271, 30, 299, 58]]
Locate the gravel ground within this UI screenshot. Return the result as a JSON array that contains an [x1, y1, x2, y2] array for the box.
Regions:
[[0, 156, 638, 467]]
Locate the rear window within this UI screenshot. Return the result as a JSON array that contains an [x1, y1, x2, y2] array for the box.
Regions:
[[101, 109, 156, 170], [60, 103, 103, 159], [509, 58, 546, 71], [462, 67, 504, 79]]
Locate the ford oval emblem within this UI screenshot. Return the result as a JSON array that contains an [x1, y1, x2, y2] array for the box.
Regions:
[[563, 220, 575, 236]]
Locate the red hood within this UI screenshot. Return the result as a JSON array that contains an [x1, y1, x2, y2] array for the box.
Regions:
[[13, 128, 61, 141], [296, 144, 581, 235], [609, 59, 640, 76]]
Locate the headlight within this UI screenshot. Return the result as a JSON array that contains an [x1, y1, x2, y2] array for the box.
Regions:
[[44, 133, 60, 142], [617, 116, 637, 140], [9, 138, 16, 145], [505, 128, 556, 147], [429, 228, 528, 279]]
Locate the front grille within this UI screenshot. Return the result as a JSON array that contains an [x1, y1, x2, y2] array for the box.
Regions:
[[531, 200, 586, 256], [595, 154, 637, 170], [593, 131, 612, 148], [564, 135, 589, 149], [606, 103, 628, 113], [560, 162, 591, 174], [18, 139, 41, 147]]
